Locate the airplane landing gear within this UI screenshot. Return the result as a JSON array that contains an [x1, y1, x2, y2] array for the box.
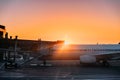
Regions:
[[99, 60, 110, 67]]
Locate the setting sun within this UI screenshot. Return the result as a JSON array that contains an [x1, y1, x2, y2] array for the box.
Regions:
[[64, 41, 70, 45]]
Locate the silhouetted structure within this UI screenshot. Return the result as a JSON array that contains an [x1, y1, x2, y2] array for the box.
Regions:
[[5, 32, 8, 39], [0, 25, 5, 29], [0, 25, 64, 61], [0, 25, 5, 38]]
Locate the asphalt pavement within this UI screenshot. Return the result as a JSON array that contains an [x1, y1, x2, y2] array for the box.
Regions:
[[0, 60, 120, 80]]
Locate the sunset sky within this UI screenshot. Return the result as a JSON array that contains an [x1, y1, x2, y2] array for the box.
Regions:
[[0, 0, 120, 44]]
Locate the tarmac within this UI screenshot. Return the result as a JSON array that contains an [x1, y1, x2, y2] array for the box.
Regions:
[[0, 60, 120, 80]]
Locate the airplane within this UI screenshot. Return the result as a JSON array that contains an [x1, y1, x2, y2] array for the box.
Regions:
[[50, 44, 120, 66]]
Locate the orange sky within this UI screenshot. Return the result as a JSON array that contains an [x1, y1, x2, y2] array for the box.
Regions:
[[0, 0, 120, 44]]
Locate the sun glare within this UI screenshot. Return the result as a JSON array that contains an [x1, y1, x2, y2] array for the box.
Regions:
[[64, 41, 69, 45], [64, 35, 71, 45]]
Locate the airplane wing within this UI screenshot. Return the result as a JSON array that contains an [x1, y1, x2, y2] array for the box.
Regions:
[[91, 51, 120, 55]]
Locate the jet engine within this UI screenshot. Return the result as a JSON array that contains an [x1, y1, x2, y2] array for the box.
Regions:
[[80, 55, 96, 64]]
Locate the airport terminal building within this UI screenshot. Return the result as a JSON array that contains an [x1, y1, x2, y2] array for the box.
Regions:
[[0, 25, 64, 62]]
